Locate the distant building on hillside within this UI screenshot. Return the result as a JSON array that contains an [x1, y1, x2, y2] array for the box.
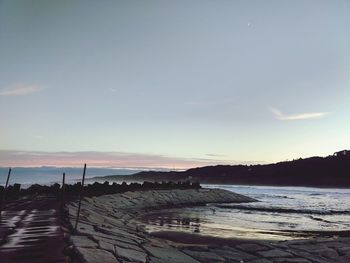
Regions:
[[333, 150, 349, 157]]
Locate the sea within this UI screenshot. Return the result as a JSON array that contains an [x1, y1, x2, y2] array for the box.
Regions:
[[0, 167, 142, 187], [139, 184, 350, 240]]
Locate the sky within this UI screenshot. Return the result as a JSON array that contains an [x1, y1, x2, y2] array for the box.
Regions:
[[0, 0, 350, 169]]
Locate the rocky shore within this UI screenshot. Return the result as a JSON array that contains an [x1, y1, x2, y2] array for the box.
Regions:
[[67, 188, 350, 263]]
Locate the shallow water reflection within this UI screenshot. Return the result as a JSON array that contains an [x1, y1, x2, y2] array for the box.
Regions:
[[144, 213, 201, 233], [139, 185, 350, 240], [139, 207, 309, 240]]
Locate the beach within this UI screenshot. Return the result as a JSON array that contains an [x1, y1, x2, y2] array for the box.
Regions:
[[67, 188, 350, 262]]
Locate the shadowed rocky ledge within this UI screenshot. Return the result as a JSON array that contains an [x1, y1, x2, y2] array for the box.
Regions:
[[66, 188, 350, 263]]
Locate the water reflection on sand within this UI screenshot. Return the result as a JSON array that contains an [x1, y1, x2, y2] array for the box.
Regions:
[[139, 185, 350, 240], [143, 212, 201, 233], [140, 207, 308, 240]]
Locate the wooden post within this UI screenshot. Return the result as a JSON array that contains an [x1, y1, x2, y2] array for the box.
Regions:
[[60, 172, 66, 211], [0, 168, 12, 219], [74, 164, 86, 232]]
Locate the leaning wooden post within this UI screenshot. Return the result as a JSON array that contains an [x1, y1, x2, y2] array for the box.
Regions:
[[0, 168, 12, 219], [74, 164, 86, 232], [60, 172, 66, 211]]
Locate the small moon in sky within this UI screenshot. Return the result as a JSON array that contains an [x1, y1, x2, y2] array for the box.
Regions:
[[247, 23, 252, 27]]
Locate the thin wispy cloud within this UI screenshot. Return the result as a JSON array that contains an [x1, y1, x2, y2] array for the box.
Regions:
[[270, 107, 329, 121], [0, 84, 43, 96]]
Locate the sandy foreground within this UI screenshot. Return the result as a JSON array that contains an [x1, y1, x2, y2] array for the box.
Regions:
[[67, 188, 350, 263]]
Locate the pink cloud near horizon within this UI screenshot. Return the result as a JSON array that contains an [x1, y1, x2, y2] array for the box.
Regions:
[[0, 150, 248, 169]]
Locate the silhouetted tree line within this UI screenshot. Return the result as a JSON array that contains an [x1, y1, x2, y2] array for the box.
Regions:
[[0, 180, 201, 201]]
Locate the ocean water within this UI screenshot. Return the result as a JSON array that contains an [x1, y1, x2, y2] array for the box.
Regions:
[[140, 185, 350, 240], [0, 167, 142, 187]]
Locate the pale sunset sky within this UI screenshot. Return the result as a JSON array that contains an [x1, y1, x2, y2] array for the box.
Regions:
[[0, 1, 349, 168]]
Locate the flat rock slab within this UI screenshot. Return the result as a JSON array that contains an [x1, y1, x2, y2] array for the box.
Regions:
[[210, 247, 257, 261], [115, 245, 148, 262], [99, 240, 115, 253], [75, 247, 120, 263], [290, 244, 339, 259], [236, 243, 270, 252], [273, 258, 311, 263], [283, 250, 330, 263], [144, 245, 200, 263], [74, 222, 96, 235], [248, 259, 273, 263], [182, 249, 225, 262], [258, 248, 293, 258], [71, 235, 98, 248]]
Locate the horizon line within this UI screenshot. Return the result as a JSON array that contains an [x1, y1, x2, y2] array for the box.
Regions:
[[0, 149, 343, 171]]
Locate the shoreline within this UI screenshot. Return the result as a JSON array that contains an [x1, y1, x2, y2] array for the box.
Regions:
[[150, 229, 350, 245], [67, 188, 350, 262], [88, 176, 350, 190]]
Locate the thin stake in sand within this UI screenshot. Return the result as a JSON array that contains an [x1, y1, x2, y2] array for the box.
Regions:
[[74, 164, 86, 232], [0, 168, 12, 219], [60, 172, 66, 211]]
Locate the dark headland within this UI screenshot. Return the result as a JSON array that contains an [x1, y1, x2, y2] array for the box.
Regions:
[[100, 150, 350, 188]]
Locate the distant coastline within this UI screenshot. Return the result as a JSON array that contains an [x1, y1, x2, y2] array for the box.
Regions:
[[2, 150, 349, 188], [99, 150, 350, 188]]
